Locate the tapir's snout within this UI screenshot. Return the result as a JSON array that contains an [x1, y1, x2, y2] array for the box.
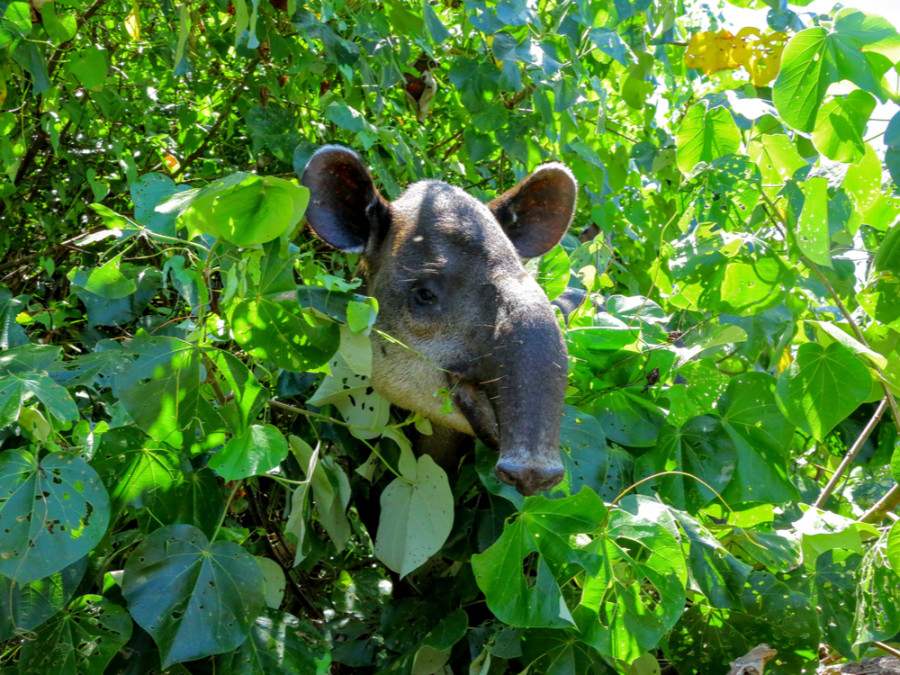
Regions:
[[494, 457, 565, 496]]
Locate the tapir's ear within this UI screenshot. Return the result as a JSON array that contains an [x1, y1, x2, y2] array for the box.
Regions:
[[300, 145, 390, 253], [488, 163, 577, 258]]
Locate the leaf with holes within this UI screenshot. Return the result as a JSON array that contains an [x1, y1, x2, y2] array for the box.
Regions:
[[121, 524, 265, 667], [17, 595, 132, 675], [0, 450, 109, 584], [213, 608, 331, 674], [472, 488, 607, 628], [0, 557, 87, 642]]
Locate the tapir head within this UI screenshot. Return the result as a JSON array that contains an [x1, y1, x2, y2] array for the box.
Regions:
[[301, 146, 576, 495]]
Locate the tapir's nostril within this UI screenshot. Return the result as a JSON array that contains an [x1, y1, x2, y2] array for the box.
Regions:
[[494, 460, 564, 496]]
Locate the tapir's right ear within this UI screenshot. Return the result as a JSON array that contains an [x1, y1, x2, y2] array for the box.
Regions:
[[300, 146, 390, 253]]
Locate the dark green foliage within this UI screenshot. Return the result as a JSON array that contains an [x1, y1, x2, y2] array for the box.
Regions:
[[1, 0, 900, 673]]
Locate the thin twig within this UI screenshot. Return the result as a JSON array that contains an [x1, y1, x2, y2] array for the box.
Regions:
[[874, 641, 900, 658], [814, 398, 888, 509]]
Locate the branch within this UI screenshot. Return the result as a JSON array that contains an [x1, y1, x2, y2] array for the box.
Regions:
[[862, 483, 900, 524], [813, 398, 888, 509]]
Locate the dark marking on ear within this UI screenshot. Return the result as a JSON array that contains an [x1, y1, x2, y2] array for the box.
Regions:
[[488, 163, 577, 258], [300, 145, 391, 253]]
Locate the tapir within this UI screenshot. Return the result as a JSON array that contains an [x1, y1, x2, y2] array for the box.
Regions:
[[301, 146, 576, 495]]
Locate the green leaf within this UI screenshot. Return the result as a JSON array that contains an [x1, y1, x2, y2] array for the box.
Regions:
[[776, 342, 871, 441], [121, 524, 265, 668], [472, 488, 607, 628], [808, 320, 888, 370], [212, 608, 331, 674], [375, 454, 454, 578], [17, 595, 132, 675], [0, 450, 110, 584], [873, 221, 900, 276], [718, 373, 797, 505], [675, 101, 740, 174], [209, 424, 289, 481], [179, 174, 309, 246], [40, 3, 76, 45], [290, 436, 351, 553], [0, 2, 30, 48], [114, 339, 224, 451], [577, 497, 687, 663], [422, 0, 449, 44], [672, 509, 751, 610], [888, 521, 900, 574], [774, 16, 895, 133], [71, 266, 162, 327], [797, 177, 832, 268], [67, 46, 108, 89], [812, 90, 876, 163], [536, 245, 570, 301], [68, 256, 138, 299], [89, 427, 185, 521], [0, 557, 87, 642], [229, 247, 339, 372], [131, 172, 190, 237], [748, 134, 808, 192], [634, 415, 738, 512]]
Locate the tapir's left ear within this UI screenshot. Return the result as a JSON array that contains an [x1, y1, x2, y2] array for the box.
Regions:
[[488, 163, 577, 258]]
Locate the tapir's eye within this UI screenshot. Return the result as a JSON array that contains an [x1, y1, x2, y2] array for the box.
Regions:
[[411, 286, 438, 308]]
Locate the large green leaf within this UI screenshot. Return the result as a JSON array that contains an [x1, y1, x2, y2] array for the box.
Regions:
[[576, 497, 687, 664], [775, 342, 871, 441], [634, 415, 738, 512], [121, 524, 265, 667], [17, 595, 132, 675], [718, 373, 797, 505], [89, 426, 186, 521], [0, 450, 110, 584], [0, 2, 30, 48], [177, 173, 309, 246], [472, 488, 607, 628], [374, 453, 454, 578], [675, 101, 740, 174], [228, 244, 339, 372], [114, 338, 225, 451], [773, 11, 897, 133]]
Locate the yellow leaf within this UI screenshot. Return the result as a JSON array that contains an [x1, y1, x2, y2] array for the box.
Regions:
[[125, 3, 140, 41], [684, 30, 735, 75], [777, 347, 792, 374]]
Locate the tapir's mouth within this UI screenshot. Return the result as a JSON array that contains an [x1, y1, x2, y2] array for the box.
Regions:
[[448, 377, 500, 449], [448, 375, 564, 496]]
